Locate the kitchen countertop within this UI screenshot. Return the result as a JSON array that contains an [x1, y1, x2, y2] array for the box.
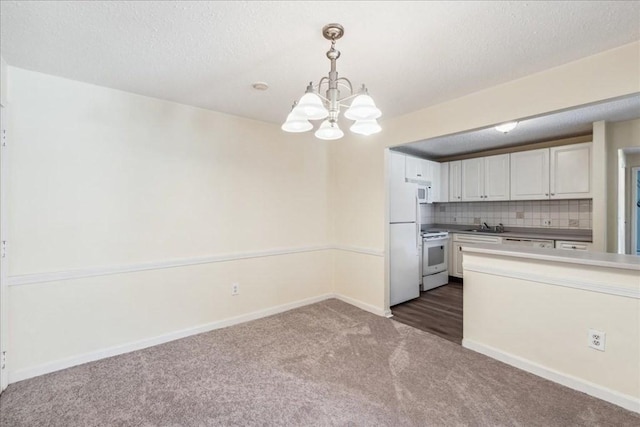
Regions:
[[462, 243, 640, 271], [421, 223, 592, 242]]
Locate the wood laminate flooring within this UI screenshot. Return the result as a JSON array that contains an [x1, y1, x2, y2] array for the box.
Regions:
[[390, 281, 463, 344]]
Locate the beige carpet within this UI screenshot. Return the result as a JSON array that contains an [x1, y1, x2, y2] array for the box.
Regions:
[[1, 299, 638, 426]]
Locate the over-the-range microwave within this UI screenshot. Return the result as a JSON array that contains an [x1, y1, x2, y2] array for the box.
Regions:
[[417, 183, 433, 204], [416, 183, 433, 203], [406, 177, 434, 204]]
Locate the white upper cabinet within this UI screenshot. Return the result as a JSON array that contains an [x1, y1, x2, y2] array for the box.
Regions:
[[428, 161, 441, 202], [449, 160, 462, 202], [404, 155, 422, 181], [510, 148, 550, 200], [461, 154, 509, 201], [405, 155, 443, 202], [550, 143, 592, 199], [405, 156, 439, 183], [483, 154, 510, 201], [461, 158, 484, 201], [510, 143, 592, 200], [439, 162, 450, 203]]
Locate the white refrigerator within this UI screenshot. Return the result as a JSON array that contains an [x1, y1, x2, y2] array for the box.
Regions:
[[389, 151, 421, 306]]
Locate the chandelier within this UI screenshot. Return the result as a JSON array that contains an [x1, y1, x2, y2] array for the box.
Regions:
[[281, 23, 382, 140]]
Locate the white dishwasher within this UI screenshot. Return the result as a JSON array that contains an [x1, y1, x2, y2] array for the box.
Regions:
[[502, 237, 555, 249]]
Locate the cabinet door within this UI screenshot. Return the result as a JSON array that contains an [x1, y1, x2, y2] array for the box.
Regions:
[[461, 158, 484, 201], [427, 160, 441, 201], [439, 162, 449, 202], [550, 143, 592, 199], [452, 241, 464, 278], [510, 148, 549, 200], [449, 160, 462, 202], [405, 156, 424, 181], [484, 154, 510, 201]]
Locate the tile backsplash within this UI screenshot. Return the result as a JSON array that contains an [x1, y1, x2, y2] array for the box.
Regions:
[[420, 199, 592, 229]]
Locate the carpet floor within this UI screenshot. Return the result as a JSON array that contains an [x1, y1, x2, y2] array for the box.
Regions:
[[1, 299, 638, 426]]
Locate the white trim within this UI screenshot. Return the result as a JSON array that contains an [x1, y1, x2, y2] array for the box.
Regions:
[[0, 104, 8, 392], [10, 293, 335, 383], [462, 339, 640, 414], [464, 262, 640, 299], [334, 293, 392, 317], [631, 166, 640, 256], [9, 292, 390, 383], [618, 149, 626, 254], [332, 244, 385, 257], [7, 244, 385, 287]]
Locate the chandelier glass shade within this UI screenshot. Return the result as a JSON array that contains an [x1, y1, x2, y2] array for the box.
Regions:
[[280, 106, 314, 133], [282, 23, 381, 140]]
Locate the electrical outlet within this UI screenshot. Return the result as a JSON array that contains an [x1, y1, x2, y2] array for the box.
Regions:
[[231, 283, 239, 296], [588, 329, 606, 351], [543, 219, 551, 226]]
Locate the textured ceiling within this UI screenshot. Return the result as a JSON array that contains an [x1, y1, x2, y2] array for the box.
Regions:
[[394, 94, 640, 159], [2, 1, 639, 129]]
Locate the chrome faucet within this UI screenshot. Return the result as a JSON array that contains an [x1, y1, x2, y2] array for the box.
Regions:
[[482, 222, 490, 230]]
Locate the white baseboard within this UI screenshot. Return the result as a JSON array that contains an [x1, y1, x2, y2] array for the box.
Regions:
[[333, 293, 392, 317], [9, 293, 334, 384], [9, 292, 392, 384], [462, 338, 640, 414]]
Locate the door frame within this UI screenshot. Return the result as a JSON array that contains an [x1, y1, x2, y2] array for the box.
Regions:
[[631, 166, 640, 256]]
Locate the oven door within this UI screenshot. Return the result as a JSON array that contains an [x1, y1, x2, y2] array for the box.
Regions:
[[422, 238, 448, 275]]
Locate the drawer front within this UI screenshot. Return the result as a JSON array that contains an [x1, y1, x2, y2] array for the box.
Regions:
[[555, 240, 592, 251]]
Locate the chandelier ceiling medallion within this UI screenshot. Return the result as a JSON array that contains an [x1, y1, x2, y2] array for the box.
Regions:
[[281, 23, 382, 140]]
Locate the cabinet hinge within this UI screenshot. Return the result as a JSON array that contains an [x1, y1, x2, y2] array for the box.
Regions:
[[1, 351, 6, 370], [1, 240, 6, 258], [1, 129, 6, 148]]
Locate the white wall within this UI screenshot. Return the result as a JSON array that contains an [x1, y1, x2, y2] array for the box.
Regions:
[[5, 40, 640, 383], [330, 41, 640, 314], [6, 68, 334, 380], [463, 251, 639, 411]]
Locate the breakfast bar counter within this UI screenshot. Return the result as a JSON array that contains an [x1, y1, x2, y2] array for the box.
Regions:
[[460, 244, 640, 413]]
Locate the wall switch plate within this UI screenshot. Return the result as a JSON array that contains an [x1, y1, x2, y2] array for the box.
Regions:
[[588, 329, 606, 351], [231, 283, 239, 296]]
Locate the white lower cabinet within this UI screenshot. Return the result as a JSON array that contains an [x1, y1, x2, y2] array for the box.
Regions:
[[555, 240, 592, 251], [451, 233, 503, 278]]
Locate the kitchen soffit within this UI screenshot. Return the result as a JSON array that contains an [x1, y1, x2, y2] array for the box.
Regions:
[[393, 94, 640, 160], [1, 1, 639, 126]]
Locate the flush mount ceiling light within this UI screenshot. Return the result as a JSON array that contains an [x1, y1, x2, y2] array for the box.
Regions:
[[281, 23, 381, 140], [495, 121, 518, 133]]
